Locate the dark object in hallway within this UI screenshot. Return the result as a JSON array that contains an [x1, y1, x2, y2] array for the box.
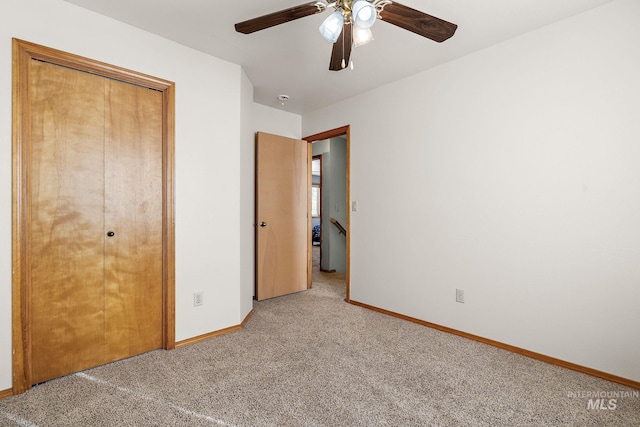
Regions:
[[312, 224, 321, 244]]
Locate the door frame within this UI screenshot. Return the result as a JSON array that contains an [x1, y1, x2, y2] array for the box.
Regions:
[[304, 125, 350, 302], [11, 39, 176, 395]]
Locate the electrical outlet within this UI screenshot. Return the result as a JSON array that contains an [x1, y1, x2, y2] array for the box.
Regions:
[[456, 289, 464, 303], [194, 292, 203, 307]]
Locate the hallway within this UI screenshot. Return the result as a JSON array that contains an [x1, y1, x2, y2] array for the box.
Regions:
[[312, 245, 346, 296]]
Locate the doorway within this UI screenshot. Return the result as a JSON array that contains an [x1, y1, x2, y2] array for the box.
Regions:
[[12, 39, 176, 395], [304, 126, 350, 301], [311, 155, 322, 264]]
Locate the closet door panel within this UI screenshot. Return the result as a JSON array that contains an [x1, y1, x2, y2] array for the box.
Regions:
[[104, 80, 164, 360], [29, 60, 106, 384]]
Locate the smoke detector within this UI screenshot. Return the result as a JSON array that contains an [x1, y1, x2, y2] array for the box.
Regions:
[[277, 94, 289, 105]]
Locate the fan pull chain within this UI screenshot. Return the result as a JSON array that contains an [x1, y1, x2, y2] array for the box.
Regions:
[[342, 24, 347, 69]]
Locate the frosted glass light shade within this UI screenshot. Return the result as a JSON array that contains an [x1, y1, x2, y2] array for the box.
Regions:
[[353, 26, 373, 47], [319, 11, 344, 43], [352, 1, 376, 29]]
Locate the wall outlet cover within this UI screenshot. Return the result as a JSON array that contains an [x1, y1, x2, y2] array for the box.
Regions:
[[194, 292, 203, 307]]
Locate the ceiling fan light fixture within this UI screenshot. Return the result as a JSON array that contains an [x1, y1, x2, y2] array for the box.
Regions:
[[352, 25, 374, 47], [235, 2, 458, 72], [351, 0, 376, 29], [319, 10, 344, 43]]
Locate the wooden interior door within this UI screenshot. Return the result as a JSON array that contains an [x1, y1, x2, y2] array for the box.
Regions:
[[103, 78, 163, 360], [255, 132, 311, 300], [29, 60, 107, 383], [28, 59, 163, 384]]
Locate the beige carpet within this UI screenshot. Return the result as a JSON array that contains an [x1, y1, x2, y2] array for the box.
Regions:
[[1, 251, 638, 426], [312, 244, 345, 289]]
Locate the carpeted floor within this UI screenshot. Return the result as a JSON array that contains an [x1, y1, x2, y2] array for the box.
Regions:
[[1, 249, 638, 426]]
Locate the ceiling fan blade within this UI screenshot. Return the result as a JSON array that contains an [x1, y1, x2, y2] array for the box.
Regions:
[[329, 23, 353, 71], [235, 2, 325, 34], [379, 2, 457, 42]]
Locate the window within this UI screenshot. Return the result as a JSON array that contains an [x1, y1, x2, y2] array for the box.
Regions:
[[311, 185, 320, 217]]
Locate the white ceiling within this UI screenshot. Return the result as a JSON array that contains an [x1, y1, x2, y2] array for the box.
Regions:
[[62, 0, 615, 114]]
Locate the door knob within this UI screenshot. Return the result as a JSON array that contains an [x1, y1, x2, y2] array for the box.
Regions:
[[107, 231, 115, 237], [259, 222, 267, 227]]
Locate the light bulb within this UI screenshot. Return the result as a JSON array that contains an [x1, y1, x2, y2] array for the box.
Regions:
[[353, 26, 374, 48]]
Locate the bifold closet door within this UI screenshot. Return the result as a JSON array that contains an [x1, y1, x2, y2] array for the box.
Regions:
[[103, 78, 163, 361], [28, 59, 162, 384]]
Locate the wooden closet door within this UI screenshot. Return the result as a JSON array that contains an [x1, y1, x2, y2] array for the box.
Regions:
[[104, 80, 163, 360], [29, 60, 107, 383], [28, 60, 163, 384]]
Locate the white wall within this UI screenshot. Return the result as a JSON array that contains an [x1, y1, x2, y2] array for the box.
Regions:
[[328, 137, 347, 274], [1, 0, 246, 391], [252, 103, 302, 140], [240, 71, 255, 320], [303, 0, 640, 382]]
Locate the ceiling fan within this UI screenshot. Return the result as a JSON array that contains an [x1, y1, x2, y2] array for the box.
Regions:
[[235, 1, 457, 71]]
